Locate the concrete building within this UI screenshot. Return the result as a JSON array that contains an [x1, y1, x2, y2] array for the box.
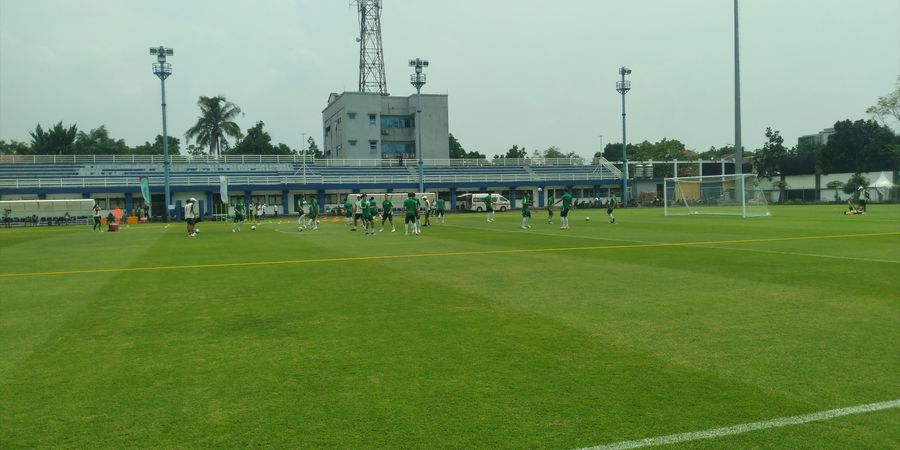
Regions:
[[322, 91, 449, 161]]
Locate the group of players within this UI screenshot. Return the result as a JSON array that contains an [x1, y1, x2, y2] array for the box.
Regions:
[[225, 188, 620, 235]]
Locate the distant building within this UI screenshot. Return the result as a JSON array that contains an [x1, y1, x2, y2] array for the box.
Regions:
[[322, 92, 449, 160], [797, 128, 835, 147]]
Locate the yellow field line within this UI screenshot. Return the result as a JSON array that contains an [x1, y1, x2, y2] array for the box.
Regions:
[[1, 231, 897, 278]]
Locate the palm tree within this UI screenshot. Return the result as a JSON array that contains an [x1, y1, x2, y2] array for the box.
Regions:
[[184, 96, 243, 156]]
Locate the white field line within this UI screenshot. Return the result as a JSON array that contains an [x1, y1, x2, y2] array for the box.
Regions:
[[577, 399, 900, 450], [443, 223, 900, 264]]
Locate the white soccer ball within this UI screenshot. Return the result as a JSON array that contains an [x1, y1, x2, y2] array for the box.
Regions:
[[585, 217, 591, 221], [194, 228, 200, 234], [251, 225, 257, 231], [537, 188, 542, 192]]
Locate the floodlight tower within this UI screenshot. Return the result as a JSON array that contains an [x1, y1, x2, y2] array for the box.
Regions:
[[409, 58, 428, 193], [150, 46, 173, 221], [351, 0, 387, 94], [616, 66, 632, 206]]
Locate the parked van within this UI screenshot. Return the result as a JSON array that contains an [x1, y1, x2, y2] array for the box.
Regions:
[[457, 193, 511, 212]]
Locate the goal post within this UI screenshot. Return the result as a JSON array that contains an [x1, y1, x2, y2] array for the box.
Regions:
[[664, 174, 770, 218]]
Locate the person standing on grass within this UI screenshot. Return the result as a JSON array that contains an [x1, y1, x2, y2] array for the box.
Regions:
[[546, 195, 554, 224], [367, 195, 378, 235], [858, 187, 870, 212], [185, 198, 199, 236], [297, 197, 308, 232], [521, 194, 532, 229], [484, 192, 495, 222], [308, 196, 319, 230], [436, 197, 445, 223], [555, 189, 574, 230], [403, 192, 419, 235], [422, 196, 432, 227], [343, 196, 354, 228], [92, 202, 102, 232], [607, 193, 619, 224], [232, 199, 245, 232], [380, 194, 395, 233], [353, 194, 365, 231]]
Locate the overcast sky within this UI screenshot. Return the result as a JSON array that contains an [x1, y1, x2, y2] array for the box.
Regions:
[[1, 0, 898, 159]]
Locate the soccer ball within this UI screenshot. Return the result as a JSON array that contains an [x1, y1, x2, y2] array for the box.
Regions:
[[194, 228, 200, 234], [251, 225, 257, 231], [537, 187, 542, 192], [609, 217, 616, 224], [585, 217, 591, 221]]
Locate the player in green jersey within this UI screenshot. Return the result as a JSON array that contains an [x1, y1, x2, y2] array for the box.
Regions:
[[607, 194, 619, 224], [308, 196, 319, 230], [343, 196, 353, 228], [366, 196, 378, 236], [403, 192, 419, 235], [484, 192, 495, 222], [520, 194, 532, 229], [232, 199, 245, 232], [380, 194, 395, 233], [436, 197, 445, 223], [554, 189, 574, 230]]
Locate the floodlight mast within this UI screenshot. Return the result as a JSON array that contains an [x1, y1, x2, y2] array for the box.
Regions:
[[616, 66, 632, 206], [409, 58, 428, 193], [150, 46, 173, 222]]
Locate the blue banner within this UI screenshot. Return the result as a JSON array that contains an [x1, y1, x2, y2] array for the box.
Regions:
[[139, 177, 151, 204]]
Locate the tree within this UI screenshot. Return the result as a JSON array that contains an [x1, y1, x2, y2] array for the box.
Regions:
[[866, 75, 900, 129], [819, 119, 899, 174], [495, 144, 528, 160], [72, 126, 130, 155], [543, 146, 566, 160], [305, 136, 323, 158], [0, 140, 32, 155], [132, 135, 181, 155], [448, 133, 485, 159], [276, 143, 294, 155], [843, 173, 870, 195], [184, 95, 243, 156], [596, 142, 637, 161], [698, 145, 735, 160], [753, 127, 788, 180], [29, 122, 77, 155], [230, 121, 280, 155]]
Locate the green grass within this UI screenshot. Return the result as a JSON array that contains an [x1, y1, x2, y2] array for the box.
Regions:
[[1, 205, 898, 449]]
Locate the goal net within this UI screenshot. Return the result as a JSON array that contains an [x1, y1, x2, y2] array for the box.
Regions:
[[664, 174, 770, 218]]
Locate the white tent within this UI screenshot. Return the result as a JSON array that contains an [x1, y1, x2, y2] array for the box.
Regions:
[[869, 172, 895, 201]]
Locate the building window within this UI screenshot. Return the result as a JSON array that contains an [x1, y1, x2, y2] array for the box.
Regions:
[[348, 112, 357, 119], [381, 116, 413, 128], [349, 140, 357, 146], [381, 143, 415, 160], [368, 114, 377, 125], [369, 140, 378, 152]]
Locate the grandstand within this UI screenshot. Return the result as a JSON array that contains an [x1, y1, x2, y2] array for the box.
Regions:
[[0, 154, 622, 221]]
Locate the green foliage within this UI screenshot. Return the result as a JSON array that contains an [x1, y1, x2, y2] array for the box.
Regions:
[[866, 75, 900, 129], [698, 145, 735, 160], [184, 96, 243, 156], [229, 121, 279, 155], [753, 127, 788, 180], [304, 136, 323, 158], [132, 135, 181, 155], [494, 144, 528, 160], [29, 122, 78, 155], [820, 119, 899, 174], [448, 133, 485, 159], [0, 140, 32, 155], [842, 173, 870, 194], [71, 126, 130, 155]]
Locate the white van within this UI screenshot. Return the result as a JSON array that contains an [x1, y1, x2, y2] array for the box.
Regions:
[[457, 193, 511, 212]]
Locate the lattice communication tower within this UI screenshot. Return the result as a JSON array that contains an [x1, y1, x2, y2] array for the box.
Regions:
[[351, 0, 387, 94]]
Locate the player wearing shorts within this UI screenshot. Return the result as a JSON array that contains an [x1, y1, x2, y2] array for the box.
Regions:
[[436, 197, 445, 223], [92, 202, 102, 232], [422, 197, 432, 227], [232, 199, 245, 232], [367, 196, 378, 235], [521, 195, 532, 229], [297, 197, 308, 232], [353, 194, 364, 231], [607, 194, 619, 224], [484, 193, 495, 222], [555, 190, 574, 230], [380, 194, 395, 232], [403, 192, 419, 235], [343, 196, 353, 228], [308, 197, 319, 230], [546, 196, 554, 224]]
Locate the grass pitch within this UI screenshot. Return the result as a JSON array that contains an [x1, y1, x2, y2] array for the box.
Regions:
[[1, 205, 898, 449]]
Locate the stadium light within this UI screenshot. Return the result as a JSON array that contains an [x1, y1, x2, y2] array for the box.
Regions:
[[616, 66, 632, 206], [409, 58, 428, 193], [150, 46, 174, 221]]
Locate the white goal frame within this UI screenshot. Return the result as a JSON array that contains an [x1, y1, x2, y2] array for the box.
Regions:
[[664, 174, 770, 218]]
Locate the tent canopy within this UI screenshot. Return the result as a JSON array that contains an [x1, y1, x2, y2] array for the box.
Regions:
[[870, 172, 894, 188]]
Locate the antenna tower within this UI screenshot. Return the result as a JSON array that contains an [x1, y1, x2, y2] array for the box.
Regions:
[[351, 0, 387, 94]]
